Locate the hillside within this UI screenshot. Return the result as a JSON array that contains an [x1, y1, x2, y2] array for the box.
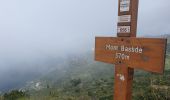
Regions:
[[0, 37, 170, 100]]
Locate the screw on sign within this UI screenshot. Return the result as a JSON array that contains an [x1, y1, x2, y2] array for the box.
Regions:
[[94, 0, 167, 100]]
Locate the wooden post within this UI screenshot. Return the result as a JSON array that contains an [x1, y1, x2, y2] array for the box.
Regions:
[[114, 0, 138, 100], [114, 64, 134, 100], [117, 0, 139, 37]]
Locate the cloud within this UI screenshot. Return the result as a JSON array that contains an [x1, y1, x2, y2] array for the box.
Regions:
[[0, 0, 169, 91], [138, 0, 170, 35]]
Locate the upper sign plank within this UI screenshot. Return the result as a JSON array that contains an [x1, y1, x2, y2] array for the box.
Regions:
[[95, 37, 167, 73]]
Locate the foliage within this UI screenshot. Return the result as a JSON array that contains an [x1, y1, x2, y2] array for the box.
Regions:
[[70, 78, 81, 87], [3, 90, 27, 100], [166, 43, 170, 55], [1, 69, 168, 100], [133, 70, 170, 100], [1, 45, 170, 100]]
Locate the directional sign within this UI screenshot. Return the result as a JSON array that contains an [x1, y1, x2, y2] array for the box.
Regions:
[[95, 0, 167, 99], [95, 37, 167, 73]]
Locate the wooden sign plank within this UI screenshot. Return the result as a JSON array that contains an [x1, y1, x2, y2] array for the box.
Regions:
[[95, 37, 167, 73]]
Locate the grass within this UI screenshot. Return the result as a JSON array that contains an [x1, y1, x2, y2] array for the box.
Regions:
[[1, 45, 170, 100], [165, 54, 170, 69]]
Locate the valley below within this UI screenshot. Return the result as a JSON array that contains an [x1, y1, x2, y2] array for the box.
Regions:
[[0, 36, 170, 100]]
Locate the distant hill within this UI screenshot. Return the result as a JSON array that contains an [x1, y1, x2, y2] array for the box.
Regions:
[[143, 33, 170, 38], [1, 34, 170, 100], [23, 51, 114, 90], [161, 34, 170, 38], [166, 36, 170, 54], [1, 44, 170, 99], [11, 34, 170, 92], [142, 34, 170, 54], [161, 34, 170, 44]]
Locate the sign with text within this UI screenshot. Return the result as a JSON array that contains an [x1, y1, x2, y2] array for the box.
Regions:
[[120, 0, 130, 12], [118, 15, 131, 23], [95, 0, 167, 99], [95, 37, 167, 73], [117, 26, 130, 33]]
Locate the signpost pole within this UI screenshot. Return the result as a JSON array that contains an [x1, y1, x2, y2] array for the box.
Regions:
[[114, 0, 139, 100], [94, 0, 167, 100], [114, 65, 134, 100]]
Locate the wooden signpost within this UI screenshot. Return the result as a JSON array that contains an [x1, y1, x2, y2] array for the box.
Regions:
[[94, 0, 167, 100]]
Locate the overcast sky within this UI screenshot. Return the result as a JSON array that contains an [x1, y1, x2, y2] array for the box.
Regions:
[[0, 0, 169, 57], [0, 0, 170, 90]]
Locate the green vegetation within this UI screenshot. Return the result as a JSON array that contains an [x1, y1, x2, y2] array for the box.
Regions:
[[167, 37, 170, 43], [1, 70, 170, 100], [2, 90, 27, 100], [133, 70, 170, 100], [167, 43, 170, 54], [1, 38, 170, 100]]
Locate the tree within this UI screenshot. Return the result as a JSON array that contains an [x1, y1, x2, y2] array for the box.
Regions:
[[3, 90, 27, 100]]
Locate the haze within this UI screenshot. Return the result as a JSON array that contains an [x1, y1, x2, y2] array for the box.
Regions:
[[0, 0, 170, 91]]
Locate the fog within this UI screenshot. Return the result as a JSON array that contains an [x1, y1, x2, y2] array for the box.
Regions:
[[0, 0, 170, 91]]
